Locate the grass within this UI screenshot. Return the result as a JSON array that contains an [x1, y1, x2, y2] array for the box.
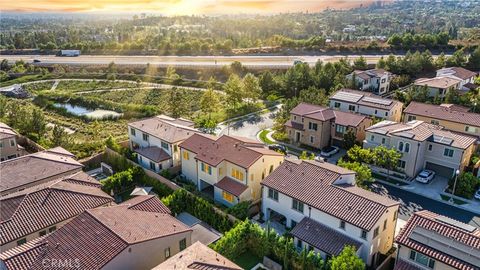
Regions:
[[232, 251, 262, 270], [440, 194, 468, 205], [372, 172, 408, 186], [55, 80, 139, 92], [259, 129, 274, 144]]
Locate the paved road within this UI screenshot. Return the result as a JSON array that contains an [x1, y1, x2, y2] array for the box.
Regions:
[[0, 54, 447, 68], [370, 182, 480, 227], [218, 106, 279, 140]]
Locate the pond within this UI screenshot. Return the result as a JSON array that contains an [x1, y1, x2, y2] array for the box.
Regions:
[[53, 103, 122, 119]]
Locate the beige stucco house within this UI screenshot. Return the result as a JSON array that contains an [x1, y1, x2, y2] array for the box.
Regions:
[[179, 134, 284, 207], [0, 122, 26, 161]]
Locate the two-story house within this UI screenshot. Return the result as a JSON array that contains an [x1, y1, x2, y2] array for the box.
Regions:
[[285, 103, 372, 149], [413, 76, 462, 98], [261, 159, 400, 267], [436, 67, 477, 92], [364, 120, 477, 178], [404, 102, 480, 139], [128, 115, 199, 173], [179, 134, 284, 207], [0, 122, 26, 161], [329, 89, 403, 122], [0, 196, 193, 270], [394, 210, 479, 270], [346, 69, 392, 95]]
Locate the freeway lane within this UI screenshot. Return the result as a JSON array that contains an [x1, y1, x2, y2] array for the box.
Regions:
[[0, 54, 447, 68], [370, 182, 480, 227]]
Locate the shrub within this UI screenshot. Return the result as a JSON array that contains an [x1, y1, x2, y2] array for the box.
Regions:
[[226, 201, 251, 220], [449, 172, 480, 199]]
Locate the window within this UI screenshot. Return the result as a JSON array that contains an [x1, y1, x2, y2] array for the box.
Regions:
[[348, 105, 356, 112], [150, 161, 156, 171], [431, 120, 440, 125], [308, 122, 318, 131], [9, 139, 15, 147], [183, 151, 189, 160], [465, 126, 478, 133], [49, 226, 56, 233], [381, 138, 386, 144], [174, 145, 178, 152], [381, 78, 386, 83], [296, 239, 302, 249], [310, 136, 314, 143], [373, 227, 379, 238], [409, 250, 435, 269], [139, 156, 143, 163], [383, 220, 387, 231], [375, 109, 378, 114], [165, 247, 171, 258], [398, 141, 404, 152], [339, 220, 346, 230], [269, 165, 274, 173], [268, 188, 279, 201], [161, 141, 169, 150], [398, 160, 406, 169], [334, 102, 341, 108], [142, 133, 149, 142], [222, 191, 234, 202], [231, 168, 244, 180], [39, 230, 47, 236], [179, 238, 187, 251], [385, 112, 388, 117], [294, 116, 297, 121], [0, 142, 2, 148], [405, 143, 410, 153], [219, 167, 223, 176], [443, 148, 454, 157], [407, 115, 416, 121], [361, 230, 367, 239], [292, 199, 304, 213], [370, 135, 375, 141], [17, 238, 27, 246], [336, 125, 346, 134], [130, 128, 136, 136], [428, 144, 433, 151], [393, 210, 398, 221], [201, 163, 212, 175]]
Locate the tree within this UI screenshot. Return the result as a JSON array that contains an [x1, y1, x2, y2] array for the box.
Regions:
[[330, 246, 365, 270], [259, 71, 277, 97], [446, 49, 467, 67], [30, 107, 46, 139], [224, 74, 244, 108], [373, 146, 402, 180], [376, 57, 386, 69], [242, 73, 262, 104], [299, 151, 315, 160], [298, 87, 328, 106], [166, 66, 180, 81], [353, 56, 368, 70], [52, 125, 71, 148], [444, 87, 459, 103], [450, 172, 480, 199], [337, 159, 373, 189], [434, 52, 446, 69], [467, 47, 480, 70], [167, 88, 190, 118], [200, 88, 221, 119]]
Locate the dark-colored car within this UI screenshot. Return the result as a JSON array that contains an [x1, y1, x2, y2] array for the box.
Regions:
[[33, 59, 41, 63], [268, 144, 287, 154]]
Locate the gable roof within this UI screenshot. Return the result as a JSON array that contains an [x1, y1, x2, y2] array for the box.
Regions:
[[404, 101, 480, 127], [289, 103, 368, 127], [396, 210, 480, 270], [214, 177, 248, 197], [134, 146, 171, 163], [436, 67, 477, 80], [261, 159, 399, 230], [0, 172, 113, 246], [330, 89, 402, 110], [152, 241, 242, 270], [414, 76, 461, 89], [128, 114, 199, 143], [0, 149, 83, 194], [0, 196, 190, 270], [0, 122, 17, 140], [353, 68, 390, 79], [180, 134, 283, 168]]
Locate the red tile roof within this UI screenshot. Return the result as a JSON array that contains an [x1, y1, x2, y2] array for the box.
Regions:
[[261, 159, 399, 230], [289, 103, 368, 127], [393, 259, 423, 270], [214, 177, 248, 197], [333, 110, 369, 127], [291, 217, 363, 256], [153, 241, 242, 270], [437, 67, 477, 80], [180, 134, 283, 168], [121, 195, 171, 214], [0, 196, 190, 270], [134, 146, 171, 162], [414, 76, 461, 89], [129, 114, 199, 143], [404, 101, 480, 127], [395, 210, 480, 270], [0, 122, 17, 140], [0, 173, 113, 246]]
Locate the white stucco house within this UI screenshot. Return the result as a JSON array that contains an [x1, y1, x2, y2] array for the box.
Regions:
[[346, 69, 391, 95]]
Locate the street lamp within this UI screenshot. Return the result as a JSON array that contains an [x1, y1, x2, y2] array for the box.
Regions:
[[450, 169, 460, 203]]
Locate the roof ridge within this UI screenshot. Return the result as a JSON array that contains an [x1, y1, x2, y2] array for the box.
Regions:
[[333, 184, 398, 207], [415, 211, 480, 237], [84, 210, 130, 245], [0, 192, 30, 224], [50, 183, 113, 199]]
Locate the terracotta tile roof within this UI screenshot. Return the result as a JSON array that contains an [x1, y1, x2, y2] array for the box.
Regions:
[[331, 89, 402, 110], [261, 159, 399, 230], [396, 210, 480, 270], [134, 146, 171, 162], [0, 237, 47, 270], [404, 101, 480, 127], [354, 68, 389, 79], [291, 217, 363, 256], [0, 149, 83, 194], [0, 122, 17, 140], [121, 195, 171, 214], [180, 134, 283, 168], [393, 259, 424, 270], [214, 177, 248, 197], [153, 241, 242, 270], [129, 114, 199, 143], [333, 110, 369, 127], [44, 146, 76, 158], [437, 67, 477, 80], [0, 175, 113, 246], [0, 197, 190, 270], [367, 120, 477, 149], [290, 103, 336, 121], [414, 76, 461, 89], [285, 120, 304, 130]]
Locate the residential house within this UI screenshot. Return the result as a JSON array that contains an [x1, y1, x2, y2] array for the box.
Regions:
[[0, 147, 83, 196], [364, 120, 477, 178], [346, 69, 392, 95], [261, 159, 400, 267], [0, 172, 113, 251], [153, 241, 242, 270], [0, 195, 192, 270], [394, 210, 480, 270], [413, 77, 462, 98], [128, 115, 199, 173], [0, 122, 26, 161], [329, 89, 403, 121], [285, 103, 372, 149], [180, 134, 284, 207], [404, 102, 480, 138], [436, 67, 478, 94]]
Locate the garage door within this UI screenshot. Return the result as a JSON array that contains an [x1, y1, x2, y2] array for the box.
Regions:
[[332, 139, 344, 148], [425, 162, 454, 178]]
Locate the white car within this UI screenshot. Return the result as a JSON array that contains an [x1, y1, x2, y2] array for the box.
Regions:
[[320, 146, 339, 157], [474, 189, 480, 200], [415, 170, 435, 184]]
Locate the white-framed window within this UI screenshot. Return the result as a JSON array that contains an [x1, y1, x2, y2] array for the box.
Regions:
[[431, 120, 440, 125], [428, 144, 433, 151], [381, 138, 386, 144], [370, 135, 375, 141], [409, 250, 435, 269], [268, 188, 278, 201], [348, 105, 356, 112], [405, 143, 410, 153], [336, 124, 346, 134], [465, 126, 477, 133], [308, 122, 317, 131], [130, 128, 136, 136], [361, 230, 367, 239], [309, 136, 314, 143], [161, 141, 169, 150], [398, 160, 406, 169], [9, 139, 15, 147], [373, 227, 379, 238], [398, 141, 404, 152], [407, 115, 416, 121], [142, 133, 149, 142], [334, 102, 341, 108], [443, 148, 454, 157], [385, 112, 388, 117], [292, 199, 304, 213], [165, 247, 171, 258], [150, 161, 156, 171], [339, 220, 346, 230]]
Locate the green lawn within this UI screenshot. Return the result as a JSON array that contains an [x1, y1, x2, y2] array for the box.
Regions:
[[440, 194, 468, 205], [372, 172, 408, 186], [259, 129, 274, 145], [232, 251, 262, 270]]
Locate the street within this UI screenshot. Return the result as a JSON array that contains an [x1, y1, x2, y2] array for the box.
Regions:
[[217, 106, 278, 140]]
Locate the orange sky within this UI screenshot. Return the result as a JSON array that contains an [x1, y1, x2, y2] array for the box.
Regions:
[[0, 0, 380, 14]]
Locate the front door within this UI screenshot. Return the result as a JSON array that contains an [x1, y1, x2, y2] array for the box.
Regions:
[[295, 132, 300, 143]]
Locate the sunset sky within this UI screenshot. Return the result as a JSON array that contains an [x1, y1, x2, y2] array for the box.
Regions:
[[0, 0, 379, 14]]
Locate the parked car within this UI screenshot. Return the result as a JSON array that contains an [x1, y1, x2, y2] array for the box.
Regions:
[[415, 170, 435, 183], [320, 146, 339, 157], [314, 155, 326, 162], [33, 59, 41, 63], [268, 144, 287, 154], [474, 189, 480, 200]]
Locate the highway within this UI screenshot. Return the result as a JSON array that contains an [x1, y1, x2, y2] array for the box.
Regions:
[[0, 54, 439, 69]]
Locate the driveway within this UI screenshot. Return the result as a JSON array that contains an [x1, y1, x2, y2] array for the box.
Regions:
[[217, 106, 279, 140], [404, 175, 449, 198]]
